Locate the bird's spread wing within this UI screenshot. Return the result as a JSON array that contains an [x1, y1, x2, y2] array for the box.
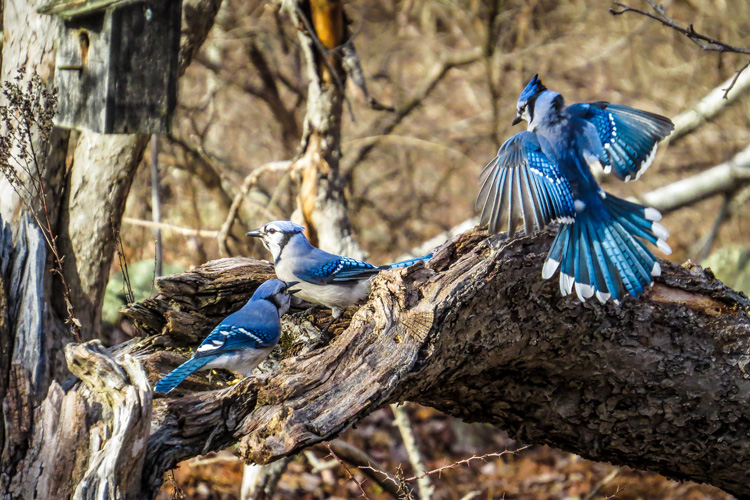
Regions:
[[566, 102, 674, 181], [476, 131, 575, 235], [295, 256, 381, 285], [194, 323, 275, 357]]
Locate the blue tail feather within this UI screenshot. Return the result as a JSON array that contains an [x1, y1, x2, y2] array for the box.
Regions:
[[575, 221, 596, 300], [598, 222, 643, 297], [560, 224, 577, 296], [388, 254, 432, 269], [608, 222, 651, 294], [154, 356, 213, 393], [586, 221, 616, 301], [542, 192, 668, 302]]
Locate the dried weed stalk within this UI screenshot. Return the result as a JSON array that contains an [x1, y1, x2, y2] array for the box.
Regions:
[[0, 68, 82, 341]]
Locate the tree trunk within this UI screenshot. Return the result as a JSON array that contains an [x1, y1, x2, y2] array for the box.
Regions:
[[115, 227, 750, 499], [0, 0, 221, 497], [286, 0, 364, 258]]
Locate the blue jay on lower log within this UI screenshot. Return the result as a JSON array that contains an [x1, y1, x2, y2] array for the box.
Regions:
[[476, 74, 674, 302], [154, 279, 299, 393], [246, 220, 431, 320]]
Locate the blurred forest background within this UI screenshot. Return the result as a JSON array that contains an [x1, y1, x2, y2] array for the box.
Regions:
[[107, 0, 750, 498]]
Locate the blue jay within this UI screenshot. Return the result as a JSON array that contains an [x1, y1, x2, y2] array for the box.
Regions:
[[476, 74, 673, 302], [154, 279, 299, 393], [246, 221, 431, 320]]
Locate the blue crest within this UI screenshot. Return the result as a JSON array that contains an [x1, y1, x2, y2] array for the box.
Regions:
[[252, 279, 290, 301], [519, 74, 547, 103], [265, 220, 305, 234]]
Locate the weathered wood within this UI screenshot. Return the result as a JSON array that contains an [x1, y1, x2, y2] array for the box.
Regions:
[[117, 227, 750, 499], [66, 340, 152, 500], [51, 0, 181, 134], [38, 0, 142, 19]]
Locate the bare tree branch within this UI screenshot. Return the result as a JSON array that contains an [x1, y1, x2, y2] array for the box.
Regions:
[[392, 403, 433, 500], [122, 217, 220, 239], [669, 67, 750, 143], [217, 160, 292, 257], [611, 0, 750, 97], [344, 47, 483, 178], [636, 142, 750, 212], [111, 226, 750, 499]]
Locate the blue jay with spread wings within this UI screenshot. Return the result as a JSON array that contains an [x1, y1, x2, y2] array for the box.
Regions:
[[247, 221, 431, 320], [154, 279, 298, 393], [476, 74, 673, 302]]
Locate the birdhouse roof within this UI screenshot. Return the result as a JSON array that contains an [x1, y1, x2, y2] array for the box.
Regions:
[[37, 0, 146, 20]]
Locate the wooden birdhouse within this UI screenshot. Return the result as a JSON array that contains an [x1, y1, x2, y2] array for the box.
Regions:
[[38, 0, 182, 135]]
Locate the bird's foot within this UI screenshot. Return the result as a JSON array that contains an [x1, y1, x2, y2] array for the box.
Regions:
[[321, 316, 337, 335], [315, 315, 338, 346], [292, 305, 320, 319]]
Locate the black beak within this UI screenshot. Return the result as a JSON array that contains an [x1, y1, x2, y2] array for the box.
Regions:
[[512, 115, 523, 126], [285, 281, 301, 295], [246, 229, 262, 238]]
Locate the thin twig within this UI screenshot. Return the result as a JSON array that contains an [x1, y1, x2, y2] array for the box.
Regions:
[[122, 217, 220, 238], [150, 134, 163, 278], [343, 46, 483, 178], [406, 446, 531, 482], [325, 443, 371, 500], [391, 403, 433, 500], [584, 468, 621, 500], [217, 160, 292, 257], [318, 440, 406, 499], [113, 218, 135, 304], [693, 192, 735, 264], [611, 0, 750, 97]]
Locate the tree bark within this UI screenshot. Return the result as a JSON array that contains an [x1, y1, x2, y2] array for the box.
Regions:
[[285, 0, 364, 258], [111, 227, 750, 499]]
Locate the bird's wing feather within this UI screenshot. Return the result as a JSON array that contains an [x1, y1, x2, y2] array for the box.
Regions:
[[476, 131, 575, 235], [294, 255, 380, 284], [195, 323, 276, 357], [567, 102, 674, 181]]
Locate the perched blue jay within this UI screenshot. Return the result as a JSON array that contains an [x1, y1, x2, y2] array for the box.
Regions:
[[154, 279, 299, 393], [246, 221, 431, 320], [476, 74, 673, 302]]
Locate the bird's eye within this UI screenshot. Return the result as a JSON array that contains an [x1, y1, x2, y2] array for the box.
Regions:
[[267, 228, 277, 234]]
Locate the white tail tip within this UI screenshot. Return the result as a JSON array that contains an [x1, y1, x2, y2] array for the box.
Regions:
[[542, 258, 560, 280], [560, 273, 574, 295], [651, 222, 669, 240], [651, 261, 661, 277], [657, 239, 672, 255], [575, 282, 595, 301], [644, 207, 662, 221]]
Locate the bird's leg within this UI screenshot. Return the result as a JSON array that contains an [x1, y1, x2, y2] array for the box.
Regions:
[[291, 304, 320, 319], [317, 307, 342, 344], [304, 304, 320, 315], [321, 316, 337, 335]]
